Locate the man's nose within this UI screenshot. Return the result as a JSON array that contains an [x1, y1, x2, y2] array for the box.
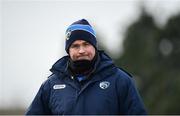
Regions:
[[79, 46, 85, 54]]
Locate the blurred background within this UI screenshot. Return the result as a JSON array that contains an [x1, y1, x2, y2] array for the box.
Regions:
[[1, 0, 180, 114]]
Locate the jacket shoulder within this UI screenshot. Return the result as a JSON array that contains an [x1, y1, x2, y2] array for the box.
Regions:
[[46, 73, 62, 84], [116, 67, 133, 78]]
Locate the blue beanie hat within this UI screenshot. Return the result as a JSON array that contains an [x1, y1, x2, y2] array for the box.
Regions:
[[65, 19, 97, 53]]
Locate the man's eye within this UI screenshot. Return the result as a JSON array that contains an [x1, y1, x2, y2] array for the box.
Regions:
[[71, 44, 79, 48], [84, 42, 90, 46]]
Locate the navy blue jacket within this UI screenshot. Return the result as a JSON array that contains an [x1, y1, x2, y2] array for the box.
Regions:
[[26, 51, 147, 115]]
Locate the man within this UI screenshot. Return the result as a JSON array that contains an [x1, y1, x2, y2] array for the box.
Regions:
[[25, 19, 147, 115]]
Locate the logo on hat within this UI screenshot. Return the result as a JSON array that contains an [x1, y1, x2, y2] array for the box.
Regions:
[[99, 81, 110, 89], [66, 30, 72, 40]]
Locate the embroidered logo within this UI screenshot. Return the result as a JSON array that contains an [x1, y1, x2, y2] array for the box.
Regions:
[[66, 30, 72, 40], [99, 81, 110, 89], [53, 84, 66, 90]]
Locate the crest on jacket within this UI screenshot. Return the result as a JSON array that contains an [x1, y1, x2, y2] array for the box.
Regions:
[[99, 81, 110, 89]]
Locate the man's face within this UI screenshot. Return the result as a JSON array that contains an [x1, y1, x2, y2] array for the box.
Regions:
[[69, 40, 96, 61]]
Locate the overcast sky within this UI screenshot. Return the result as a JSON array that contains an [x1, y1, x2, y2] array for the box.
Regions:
[[1, 0, 180, 109]]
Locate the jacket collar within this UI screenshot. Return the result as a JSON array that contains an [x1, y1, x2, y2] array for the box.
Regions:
[[50, 56, 69, 76], [50, 50, 115, 79]]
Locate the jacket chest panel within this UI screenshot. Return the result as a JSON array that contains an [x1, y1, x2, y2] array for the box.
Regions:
[[49, 79, 119, 114], [49, 84, 77, 114]]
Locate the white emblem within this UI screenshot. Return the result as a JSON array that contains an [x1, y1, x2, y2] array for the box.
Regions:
[[53, 84, 66, 89], [66, 30, 72, 40], [99, 81, 110, 89]]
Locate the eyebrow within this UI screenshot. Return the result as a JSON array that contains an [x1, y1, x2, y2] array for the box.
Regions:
[[72, 41, 89, 45]]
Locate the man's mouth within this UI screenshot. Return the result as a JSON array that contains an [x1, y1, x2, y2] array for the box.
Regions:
[[77, 56, 89, 60]]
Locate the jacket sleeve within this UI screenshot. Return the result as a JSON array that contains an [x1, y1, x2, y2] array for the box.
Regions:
[[117, 70, 147, 115], [25, 80, 51, 115]]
